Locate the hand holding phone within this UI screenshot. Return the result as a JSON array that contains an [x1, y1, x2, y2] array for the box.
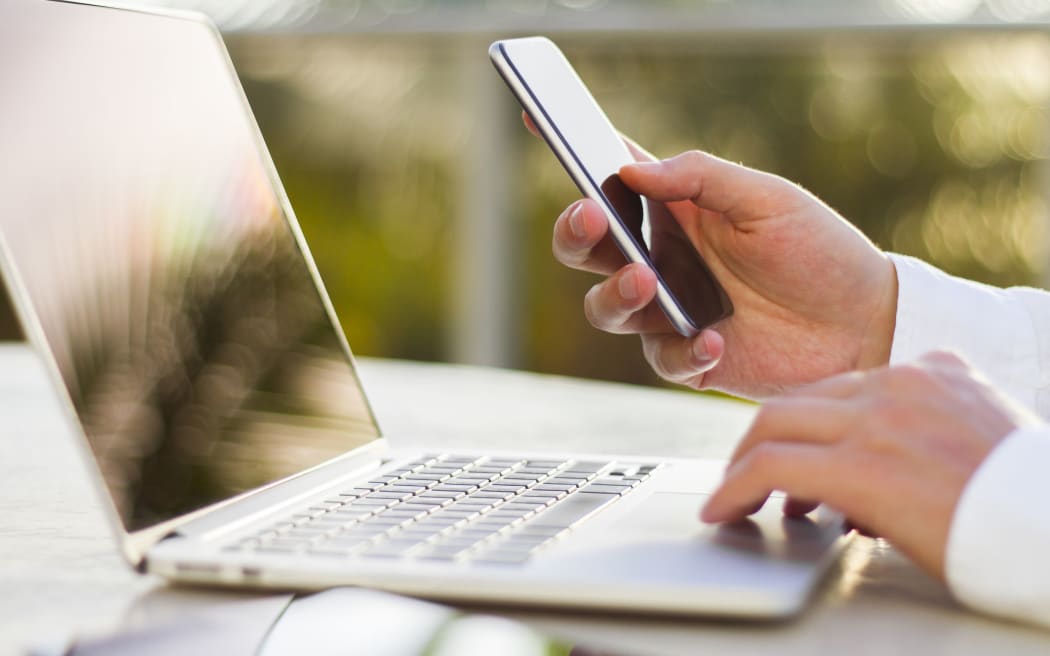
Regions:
[[489, 37, 733, 336]]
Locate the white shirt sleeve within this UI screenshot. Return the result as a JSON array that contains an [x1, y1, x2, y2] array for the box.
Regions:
[[889, 253, 1047, 413], [888, 253, 1050, 626]]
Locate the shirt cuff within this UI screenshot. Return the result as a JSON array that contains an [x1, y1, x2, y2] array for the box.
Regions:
[[888, 253, 1039, 410], [946, 427, 1050, 626]]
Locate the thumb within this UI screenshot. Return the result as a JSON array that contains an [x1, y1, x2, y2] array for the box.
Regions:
[[619, 150, 793, 218]]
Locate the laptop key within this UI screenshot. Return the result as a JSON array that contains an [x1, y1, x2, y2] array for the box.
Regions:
[[433, 484, 479, 494], [441, 457, 477, 465], [309, 546, 352, 558], [397, 528, 446, 541], [501, 470, 541, 478], [501, 533, 551, 548], [516, 467, 553, 476], [593, 475, 637, 485], [486, 483, 527, 494], [403, 473, 449, 482], [259, 537, 311, 550], [511, 524, 564, 538], [564, 461, 609, 473], [524, 460, 567, 469], [579, 484, 632, 495], [526, 491, 617, 529], [473, 551, 531, 565], [283, 528, 330, 540], [519, 489, 565, 499], [419, 490, 464, 500], [382, 484, 430, 493], [546, 475, 591, 486], [532, 483, 577, 492], [429, 536, 483, 550], [417, 546, 468, 561], [471, 491, 515, 501], [362, 538, 425, 554], [486, 458, 523, 467], [407, 497, 452, 508], [452, 502, 496, 513], [350, 497, 398, 507], [370, 491, 415, 501], [453, 527, 504, 540], [382, 509, 429, 521], [396, 503, 438, 514]]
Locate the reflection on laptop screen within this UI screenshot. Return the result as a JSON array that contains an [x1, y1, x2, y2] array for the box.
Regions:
[[0, 1, 380, 531]]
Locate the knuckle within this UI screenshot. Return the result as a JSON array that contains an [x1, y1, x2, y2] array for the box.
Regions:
[[582, 285, 607, 329], [680, 149, 708, 168], [642, 339, 679, 383], [889, 362, 937, 390], [760, 396, 793, 417], [746, 443, 781, 477], [552, 232, 586, 269], [854, 400, 904, 451], [750, 398, 788, 434], [921, 349, 967, 370], [856, 423, 896, 453]]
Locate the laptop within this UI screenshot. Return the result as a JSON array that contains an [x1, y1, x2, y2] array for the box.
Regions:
[[0, 0, 848, 618]]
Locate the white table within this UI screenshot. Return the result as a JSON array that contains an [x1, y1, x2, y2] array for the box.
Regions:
[[1, 343, 1048, 655]]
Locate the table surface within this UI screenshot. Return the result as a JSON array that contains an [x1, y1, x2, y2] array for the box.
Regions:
[[1, 342, 1048, 655]]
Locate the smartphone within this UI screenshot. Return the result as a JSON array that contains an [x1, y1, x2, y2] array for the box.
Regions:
[[489, 37, 733, 336]]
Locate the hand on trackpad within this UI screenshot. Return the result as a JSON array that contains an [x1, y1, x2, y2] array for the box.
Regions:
[[624, 492, 835, 552]]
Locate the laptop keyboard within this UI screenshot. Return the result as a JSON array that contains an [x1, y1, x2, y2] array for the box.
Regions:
[[228, 454, 660, 565]]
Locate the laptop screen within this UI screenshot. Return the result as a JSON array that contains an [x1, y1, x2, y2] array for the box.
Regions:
[[0, 1, 381, 531]]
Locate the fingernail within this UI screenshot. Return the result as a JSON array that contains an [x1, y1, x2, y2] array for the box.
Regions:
[[692, 334, 711, 364], [628, 160, 663, 172], [700, 500, 719, 523], [568, 203, 586, 239], [618, 268, 638, 301]]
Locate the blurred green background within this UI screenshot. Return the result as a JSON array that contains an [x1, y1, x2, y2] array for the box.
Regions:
[[5, 1, 1050, 391], [227, 30, 1050, 386]]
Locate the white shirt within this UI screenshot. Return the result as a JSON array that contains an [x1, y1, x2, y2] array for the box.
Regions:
[[889, 253, 1050, 627]]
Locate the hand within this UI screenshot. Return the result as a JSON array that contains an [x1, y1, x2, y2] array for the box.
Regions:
[[538, 117, 897, 398], [700, 351, 1038, 578]]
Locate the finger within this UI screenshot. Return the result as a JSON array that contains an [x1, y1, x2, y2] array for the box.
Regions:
[[522, 110, 541, 138], [783, 497, 820, 518], [582, 264, 660, 334], [728, 397, 858, 467], [552, 200, 627, 275], [641, 329, 723, 384], [619, 150, 795, 218], [701, 443, 837, 523]]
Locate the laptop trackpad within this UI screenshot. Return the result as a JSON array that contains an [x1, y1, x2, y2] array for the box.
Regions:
[[623, 491, 836, 549], [537, 492, 845, 611], [622, 492, 711, 535], [551, 490, 843, 579]]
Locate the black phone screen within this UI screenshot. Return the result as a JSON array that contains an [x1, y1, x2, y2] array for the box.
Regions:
[[493, 38, 732, 333]]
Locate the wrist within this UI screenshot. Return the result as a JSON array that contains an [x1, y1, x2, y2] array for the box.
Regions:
[[856, 255, 898, 370]]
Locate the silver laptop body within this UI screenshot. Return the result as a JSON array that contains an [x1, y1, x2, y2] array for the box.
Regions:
[[0, 0, 848, 618]]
